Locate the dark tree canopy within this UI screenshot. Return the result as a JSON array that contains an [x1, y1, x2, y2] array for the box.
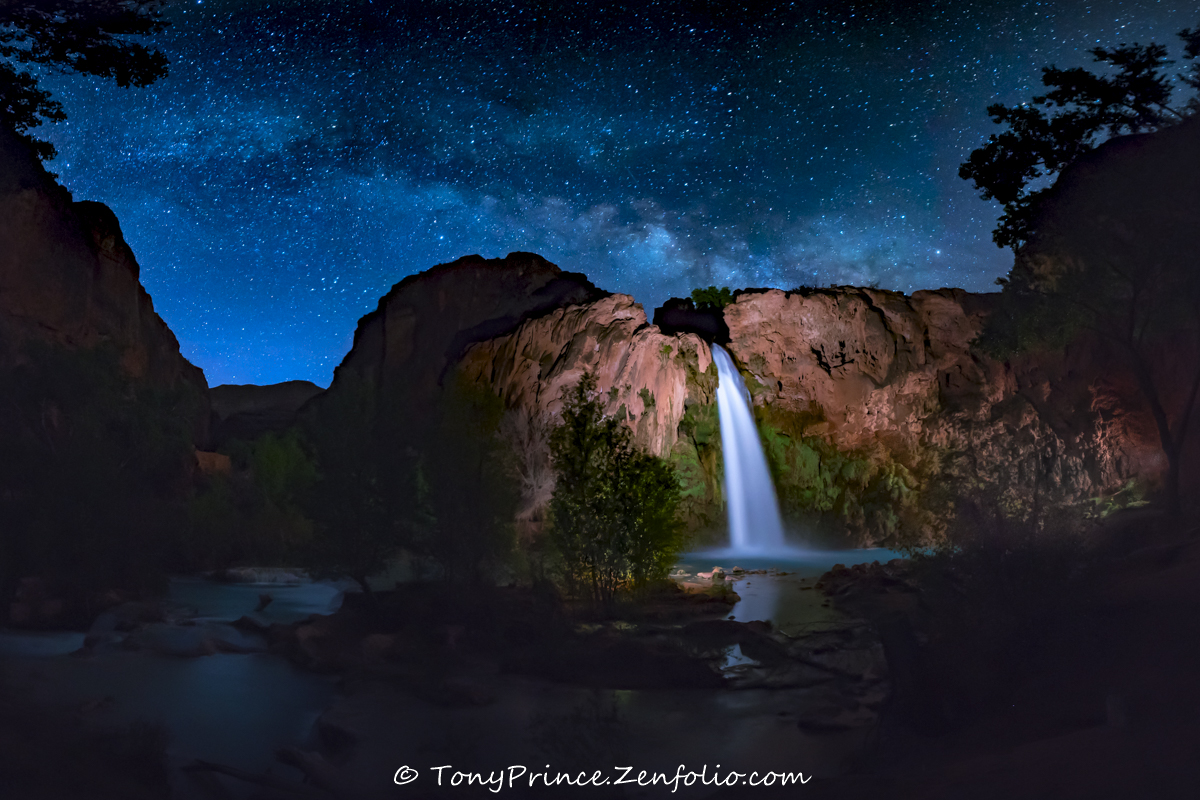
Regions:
[[977, 110, 1200, 515], [960, 25, 1200, 250], [0, 0, 169, 160]]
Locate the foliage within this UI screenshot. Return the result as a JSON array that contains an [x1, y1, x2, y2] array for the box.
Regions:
[[1086, 479, 1150, 519], [690, 285, 734, 310], [0, 343, 201, 616], [548, 373, 686, 611], [418, 377, 518, 584], [301, 383, 423, 596], [959, 25, 1200, 249], [0, 1, 169, 160], [183, 430, 317, 570], [669, 399, 724, 538], [499, 405, 555, 544]]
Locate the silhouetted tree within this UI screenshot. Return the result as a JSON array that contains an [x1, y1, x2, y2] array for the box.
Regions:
[[960, 25, 1200, 250], [303, 385, 423, 599], [0, 0, 169, 160], [977, 117, 1200, 516], [0, 343, 200, 620], [419, 377, 518, 584]]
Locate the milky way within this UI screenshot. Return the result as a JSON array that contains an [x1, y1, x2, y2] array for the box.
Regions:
[[36, 0, 1197, 385]]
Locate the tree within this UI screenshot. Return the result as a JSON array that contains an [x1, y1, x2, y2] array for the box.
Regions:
[[418, 377, 517, 584], [0, 0, 169, 160], [977, 116, 1200, 516], [303, 385, 423, 599], [690, 285, 734, 311], [548, 373, 685, 612], [0, 342, 200, 619], [960, 25, 1200, 250]]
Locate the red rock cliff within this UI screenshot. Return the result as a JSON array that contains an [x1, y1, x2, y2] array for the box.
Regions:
[[0, 124, 207, 411]]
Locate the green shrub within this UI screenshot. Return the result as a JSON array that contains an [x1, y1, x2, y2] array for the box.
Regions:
[[549, 373, 686, 611], [690, 285, 734, 310]]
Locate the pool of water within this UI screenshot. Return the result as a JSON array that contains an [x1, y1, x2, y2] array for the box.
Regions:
[[677, 546, 902, 634], [0, 577, 345, 799], [0, 554, 894, 797]]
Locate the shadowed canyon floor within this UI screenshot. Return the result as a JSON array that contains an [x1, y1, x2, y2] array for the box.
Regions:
[[5, 522, 1200, 798]]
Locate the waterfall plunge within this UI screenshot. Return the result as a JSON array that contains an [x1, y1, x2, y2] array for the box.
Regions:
[[711, 344, 788, 552]]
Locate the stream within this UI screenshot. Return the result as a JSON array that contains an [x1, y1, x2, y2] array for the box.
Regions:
[[0, 549, 900, 798]]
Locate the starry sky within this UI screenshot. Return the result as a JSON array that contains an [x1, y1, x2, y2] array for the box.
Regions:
[[36, 0, 1199, 386]]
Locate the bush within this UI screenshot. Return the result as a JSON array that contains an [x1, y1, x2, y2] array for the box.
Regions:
[[690, 285, 734, 310], [548, 373, 686, 612], [0, 343, 200, 618]]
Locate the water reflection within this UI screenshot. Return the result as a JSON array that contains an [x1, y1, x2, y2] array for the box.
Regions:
[[678, 547, 902, 634], [0, 577, 343, 799]]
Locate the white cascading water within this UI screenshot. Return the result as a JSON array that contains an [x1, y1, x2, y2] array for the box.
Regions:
[[711, 344, 788, 552]]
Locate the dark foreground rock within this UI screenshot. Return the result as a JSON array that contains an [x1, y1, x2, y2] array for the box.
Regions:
[[798, 512, 1200, 799]]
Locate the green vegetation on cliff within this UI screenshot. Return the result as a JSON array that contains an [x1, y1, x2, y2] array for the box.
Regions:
[[690, 286, 734, 310], [668, 353, 946, 550]]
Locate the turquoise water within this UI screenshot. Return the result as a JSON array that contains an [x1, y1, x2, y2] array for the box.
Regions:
[[678, 546, 903, 633]]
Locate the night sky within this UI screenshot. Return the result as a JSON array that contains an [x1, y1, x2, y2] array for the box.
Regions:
[[36, 0, 1198, 386]]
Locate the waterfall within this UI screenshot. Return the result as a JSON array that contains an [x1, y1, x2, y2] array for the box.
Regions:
[[711, 344, 788, 551]]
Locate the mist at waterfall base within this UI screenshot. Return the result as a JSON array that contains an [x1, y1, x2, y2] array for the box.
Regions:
[[690, 345, 900, 626]]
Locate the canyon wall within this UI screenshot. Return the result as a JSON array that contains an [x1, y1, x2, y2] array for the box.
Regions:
[[447, 283, 1159, 545], [0, 125, 207, 407], [322, 119, 1199, 547], [324, 258, 1167, 547], [1, 123, 212, 620], [322, 251, 607, 423]]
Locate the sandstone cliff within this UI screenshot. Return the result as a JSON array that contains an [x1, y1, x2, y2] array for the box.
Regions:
[[0, 125, 207, 407], [446, 280, 1156, 544], [457, 293, 710, 459], [321, 252, 607, 427], [210, 380, 324, 446], [719, 286, 1161, 542]]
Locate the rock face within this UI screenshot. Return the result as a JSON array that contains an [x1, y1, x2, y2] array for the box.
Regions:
[[320, 121, 1197, 544], [723, 287, 998, 448], [0, 124, 207, 404], [321, 252, 607, 425], [457, 293, 711, 459], [329, 258, 1166, 545], [717, 285, 1164, 542], [1015, 114, 1200, 500], [210, 380, 324, 445]]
